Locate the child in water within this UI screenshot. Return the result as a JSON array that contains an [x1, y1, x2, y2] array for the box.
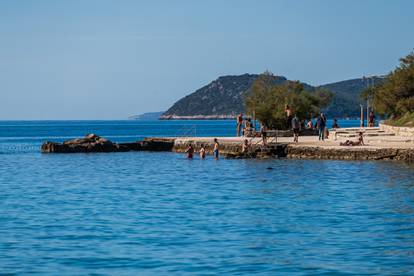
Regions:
[[213, 138, 219, 159], [199, 144, 206, 159]]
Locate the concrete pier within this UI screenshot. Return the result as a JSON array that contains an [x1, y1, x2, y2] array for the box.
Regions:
[[169, 127, 414, 161], [41, 127, 414, 161]]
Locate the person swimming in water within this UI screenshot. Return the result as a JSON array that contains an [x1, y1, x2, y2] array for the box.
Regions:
[[213, 138, 219, 159], [186, 144, 194, 159], [199, 144, 206, 159]]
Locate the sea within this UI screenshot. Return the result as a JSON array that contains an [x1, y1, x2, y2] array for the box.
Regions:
[[1, 120, 413, 275]]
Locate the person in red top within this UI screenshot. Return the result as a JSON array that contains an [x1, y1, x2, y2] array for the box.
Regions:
[[186, 144, 194, 159]]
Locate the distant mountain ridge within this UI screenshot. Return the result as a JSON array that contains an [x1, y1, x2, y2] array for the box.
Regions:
[[161, 74, 384, 119]]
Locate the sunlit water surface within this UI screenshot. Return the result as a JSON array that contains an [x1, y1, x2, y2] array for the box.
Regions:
[[1, 120, 413, 275]]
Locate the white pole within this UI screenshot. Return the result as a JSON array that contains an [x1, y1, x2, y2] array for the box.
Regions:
[[366, 77, 370, 127], [371, 78, 375, 113]]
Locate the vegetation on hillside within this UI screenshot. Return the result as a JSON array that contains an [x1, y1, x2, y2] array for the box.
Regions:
[[387, 112, 414, 127], [245, 73, 332, 129], [363, 50, 414, 127], [320, 77, 383, 117]]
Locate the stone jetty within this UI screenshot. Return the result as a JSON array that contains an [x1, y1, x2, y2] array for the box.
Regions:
[[41, 126, 414, 162]]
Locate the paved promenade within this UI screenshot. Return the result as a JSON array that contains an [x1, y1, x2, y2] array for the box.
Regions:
[[173, 127, 414, 152]]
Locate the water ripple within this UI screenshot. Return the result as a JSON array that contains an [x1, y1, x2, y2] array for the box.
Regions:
[[1, 121, 414, 275]]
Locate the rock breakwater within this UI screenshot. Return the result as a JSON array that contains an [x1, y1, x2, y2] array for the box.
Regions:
[[41, 134, 174, 153]]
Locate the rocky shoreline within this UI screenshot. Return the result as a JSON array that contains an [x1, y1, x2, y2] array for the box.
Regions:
[[286, 145, 414, 161]]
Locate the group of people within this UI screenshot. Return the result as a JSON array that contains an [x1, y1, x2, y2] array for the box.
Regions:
[[187, 107, 374, 159], [236, 106, 333, 144], [185, 138, 220, 159], [285, 105, 329, 142], [236, 113, 254, 137]]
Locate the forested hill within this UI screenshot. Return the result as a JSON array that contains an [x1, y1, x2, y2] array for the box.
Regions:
[[318, 77, 383, 117], [161, 74, 384, 119]]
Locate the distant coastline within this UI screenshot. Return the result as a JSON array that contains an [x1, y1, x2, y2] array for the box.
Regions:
[[129, 113, 361, 121], [129, 112, 164, 120], [159, 115, 360, 120], [159, 114, 237, 120]]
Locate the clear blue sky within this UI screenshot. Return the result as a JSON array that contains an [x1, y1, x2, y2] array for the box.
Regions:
[[1, 0, 413, 120]]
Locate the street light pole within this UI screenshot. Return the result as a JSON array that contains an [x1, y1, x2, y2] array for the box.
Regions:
[[360, 104, 364, 128], [366, 77, 370, 128], [371, 78, 375, 113]]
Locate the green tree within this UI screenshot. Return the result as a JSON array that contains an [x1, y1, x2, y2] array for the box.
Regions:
[[245, 73, 332, 129], [365, 50, 414, 119]]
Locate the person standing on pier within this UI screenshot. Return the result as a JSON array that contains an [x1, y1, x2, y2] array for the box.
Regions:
[[285, 105, 293, 128], [332, 118, 340, 129], [213, 138, 220, 159], [260, 122, 267, 146], [291, 114, 300, 142], [306, 119, 313, 129], [236, 113, 243, 136], [317, 113, 326, 141], [322, 113, 329, 139], [368, 111, 376, 127]]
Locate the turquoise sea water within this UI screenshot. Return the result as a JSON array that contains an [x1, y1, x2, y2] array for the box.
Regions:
[[1, 120, 413, 275]]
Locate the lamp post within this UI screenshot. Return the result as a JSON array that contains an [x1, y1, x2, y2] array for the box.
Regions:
[[366, 76, 376, 127], [253, 110, 256, 130], [360, 104, 364, 128], [366, 77, 370, 128], [362, 76, 366, 128], [371, 77, 375, 113]]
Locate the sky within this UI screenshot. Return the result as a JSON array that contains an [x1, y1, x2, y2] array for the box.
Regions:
[[0, 0, 413, 120]]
